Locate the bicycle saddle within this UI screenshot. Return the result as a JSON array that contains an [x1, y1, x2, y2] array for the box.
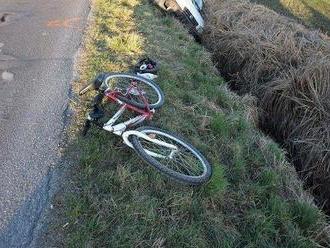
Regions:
[[134, 57, 159, 74]]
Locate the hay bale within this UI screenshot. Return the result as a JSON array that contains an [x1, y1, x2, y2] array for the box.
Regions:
[[202, 0, 330, 94]]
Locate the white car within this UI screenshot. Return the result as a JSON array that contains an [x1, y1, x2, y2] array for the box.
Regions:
[[154, 0, 204, 35]]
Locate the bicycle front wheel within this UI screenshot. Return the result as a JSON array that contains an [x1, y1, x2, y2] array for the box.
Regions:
[[130, 126, 212, 185]]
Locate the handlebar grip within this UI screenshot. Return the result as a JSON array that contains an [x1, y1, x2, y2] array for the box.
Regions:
[[79, 83, 93, 95]]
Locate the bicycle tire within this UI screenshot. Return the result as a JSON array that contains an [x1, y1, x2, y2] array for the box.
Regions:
[[130, 126, 212, 185], [105, 73, 164, 110]]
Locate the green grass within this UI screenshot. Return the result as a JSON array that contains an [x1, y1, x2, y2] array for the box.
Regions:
[[43, 0, 329, 246], [252, 0, 330, 34]]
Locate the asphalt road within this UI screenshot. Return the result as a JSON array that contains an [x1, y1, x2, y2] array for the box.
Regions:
[[0, 0, 90, 246]]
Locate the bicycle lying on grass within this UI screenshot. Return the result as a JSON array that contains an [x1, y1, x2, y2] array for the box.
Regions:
[[79, 72, 212, 185]]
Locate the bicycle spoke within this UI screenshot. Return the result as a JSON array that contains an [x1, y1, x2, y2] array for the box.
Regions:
[[176, 151, 203, 175], [171, 154, 195, 175], [108, 77, 159, 106], [141, 139, 169, 156], [137, 132, 205, 177]]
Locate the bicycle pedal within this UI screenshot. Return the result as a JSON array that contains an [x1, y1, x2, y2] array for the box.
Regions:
[[82, 120, 91, 136]]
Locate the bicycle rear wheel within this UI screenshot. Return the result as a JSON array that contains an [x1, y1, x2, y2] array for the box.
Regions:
[[105, 73, 164, 109], [130, 126, 212, 185]]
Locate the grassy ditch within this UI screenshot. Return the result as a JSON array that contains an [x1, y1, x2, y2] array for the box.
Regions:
[[202, 0, 330, 212], [43, 0, 330, 246], [251, 0, 330, 34]]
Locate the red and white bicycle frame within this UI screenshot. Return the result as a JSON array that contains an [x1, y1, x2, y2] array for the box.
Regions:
[[90, 88, 178, 159]]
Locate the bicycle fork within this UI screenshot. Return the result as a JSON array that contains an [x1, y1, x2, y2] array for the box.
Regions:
[[122, 130, 178, 159]]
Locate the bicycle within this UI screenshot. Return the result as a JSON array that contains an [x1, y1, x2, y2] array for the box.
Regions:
[[79, 72, 212, 185]]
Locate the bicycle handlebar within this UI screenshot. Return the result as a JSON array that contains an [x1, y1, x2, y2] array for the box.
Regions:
[[79, 83, 93, 95], [79, 73, 109, 96]]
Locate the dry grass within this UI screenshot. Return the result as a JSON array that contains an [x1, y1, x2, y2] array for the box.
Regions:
[[202, 0, 330, 210], [260, 56, 330, 206], [252, 0, 330, 34], [203, 0, 330, 93]]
